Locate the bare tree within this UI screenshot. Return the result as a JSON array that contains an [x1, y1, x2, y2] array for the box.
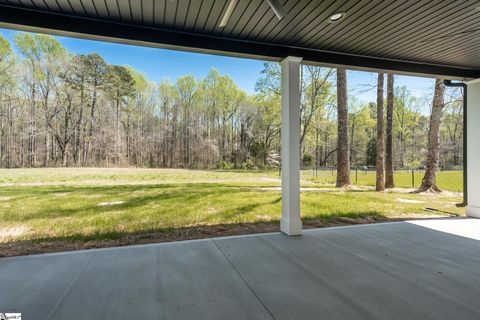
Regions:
[[376, 73, 385, 191], [417, 79, 445, 192], [336, 68, 350, 187], [385, 74, 395, 188]]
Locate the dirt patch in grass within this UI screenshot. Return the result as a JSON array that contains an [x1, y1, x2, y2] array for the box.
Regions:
[[395, 198, 425, 204], [389, 188, 462, 197], [0, 227, 30, 240], [97, 201, 125, 206], [51, 192, 71, 197], [255, 186, 369, 192], [256, 187, 333, 192]]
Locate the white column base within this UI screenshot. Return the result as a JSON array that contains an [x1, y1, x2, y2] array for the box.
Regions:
[[281, 217, 303, 235], [466, 205, 480, 218]]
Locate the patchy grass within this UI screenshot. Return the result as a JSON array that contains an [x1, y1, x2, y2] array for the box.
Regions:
[[0, 168, 464, 256]]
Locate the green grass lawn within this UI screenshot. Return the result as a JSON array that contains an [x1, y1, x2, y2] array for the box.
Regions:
[[302, 169, 463, 192], [0, 168, 464, 256]]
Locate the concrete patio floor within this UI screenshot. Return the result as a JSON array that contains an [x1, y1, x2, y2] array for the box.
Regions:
[[1, 219, 480, 319]]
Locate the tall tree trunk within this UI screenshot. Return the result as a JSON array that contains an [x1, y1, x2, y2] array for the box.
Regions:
[[116, 100, 121, 164], [336, 68, 350, 187], [44, 113, 50, 167], [376, 73, 385, 191], [417, 79, 445, 192], [43, 87, 50, 167], [75, 106, 83, 165], [385, 74, 395, 188], [162, 100, 168, 167], [315, 128, 320, 167], [84, 85, 98, 164], [411, 115, 417, 165], [29, 85, 37, 167], [350, 115, 356, 165]]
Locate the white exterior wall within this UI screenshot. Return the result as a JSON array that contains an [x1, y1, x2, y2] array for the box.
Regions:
[[467, 80, 480, 218]]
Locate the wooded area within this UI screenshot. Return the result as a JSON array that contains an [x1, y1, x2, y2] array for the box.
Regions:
[[0, 33, 464, 175]]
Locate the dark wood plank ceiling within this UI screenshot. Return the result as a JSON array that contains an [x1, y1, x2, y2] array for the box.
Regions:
[[1, 0, 480, 77]]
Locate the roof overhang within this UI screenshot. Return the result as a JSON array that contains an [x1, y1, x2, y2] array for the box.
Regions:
[[0, 4, 479, 80]]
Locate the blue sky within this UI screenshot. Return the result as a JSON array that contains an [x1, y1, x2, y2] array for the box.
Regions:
[[0, 27, 435, 104]]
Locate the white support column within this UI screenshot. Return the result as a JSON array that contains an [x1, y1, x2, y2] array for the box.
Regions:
[[467, 79, 480, 217], [280, 56, 303, 235]]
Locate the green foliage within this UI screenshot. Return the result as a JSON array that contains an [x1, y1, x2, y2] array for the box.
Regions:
[[15, 33, 65, 60], [302, 153, 314, 166], [349, 101, 376, 166], [15, 33, 66, 82], [254, 62, 280, 96], [219, 160, 235, 169], [176, 74, 199, 108], [0, 34, 13, 87], [0, 34, 12, 58], [365, 137, 376, 166], [108, 65, 136, 103], [393, 85, 430, 167], [65, 54, 109, 92]]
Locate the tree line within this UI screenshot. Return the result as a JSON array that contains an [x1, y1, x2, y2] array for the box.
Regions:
[[335, 70, 462, 192], [0, 32, 464, 190]]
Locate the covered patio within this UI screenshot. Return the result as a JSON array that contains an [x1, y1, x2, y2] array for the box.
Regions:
[[1, 219, 480, 319], [1, 0, 480, 319]]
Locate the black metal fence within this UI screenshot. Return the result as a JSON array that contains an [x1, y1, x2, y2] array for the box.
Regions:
[[291, 166, 463, 189]]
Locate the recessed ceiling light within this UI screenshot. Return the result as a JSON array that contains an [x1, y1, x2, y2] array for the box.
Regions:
[[329, 12, 345, 23]]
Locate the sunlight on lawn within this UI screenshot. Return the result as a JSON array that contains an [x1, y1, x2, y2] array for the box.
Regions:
[[0, 168, 464, 246]]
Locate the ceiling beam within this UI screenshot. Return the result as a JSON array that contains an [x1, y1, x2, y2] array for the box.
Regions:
[[0, 5, 479, 80]]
